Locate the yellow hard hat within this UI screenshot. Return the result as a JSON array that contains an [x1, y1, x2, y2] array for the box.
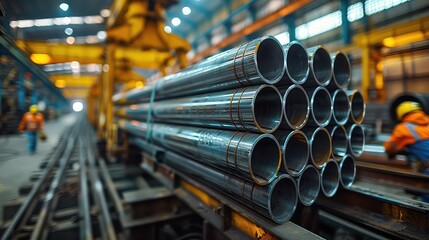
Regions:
[[396, 101, 421, 120], [29, 105, 38, 113]]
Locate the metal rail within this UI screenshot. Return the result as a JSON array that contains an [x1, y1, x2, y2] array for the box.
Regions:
[[1, 128, 71, 240], [79, 139, 93, 240]]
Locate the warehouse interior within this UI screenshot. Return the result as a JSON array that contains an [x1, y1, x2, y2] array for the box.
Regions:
[[0, 0, 428, 239]]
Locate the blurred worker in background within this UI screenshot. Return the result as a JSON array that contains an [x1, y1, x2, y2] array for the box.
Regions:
[[384, 101, 429, 173], [18, 105, 45, 154]]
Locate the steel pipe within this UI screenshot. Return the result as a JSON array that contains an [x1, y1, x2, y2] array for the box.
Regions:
[[331, 89, 350, 125], [113, 36, 286, 103], [296, 165, 320, 206], [306, 87, 332, 127], [273, 130, 309, 177], [163, 150, 298, 223], [115, 85, 282, 134], [118, 120, 281, 185], [277, 41, 309, 85], [320, 159, 340, 197], [302, 127, 332, 169], [347, 90, 366, 124], [347, 124, 365, 157], [327, 125, 348, 161], [303, 46, 332, 87], [279, 85, 309, 129], [339, 155, 356, 188], [327, 52, 351, 89]]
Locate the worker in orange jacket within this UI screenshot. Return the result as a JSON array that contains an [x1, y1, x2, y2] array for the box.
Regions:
[[18, 105, 45, 154], [384, 101, 429, 173]]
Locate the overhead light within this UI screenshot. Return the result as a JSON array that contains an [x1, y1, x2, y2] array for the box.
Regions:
[[66, 36, 75, 44], [171, 17, 181, 26], [63, 17, 71, 25], [72, 102, 84, 112], [30, 54, 51, 64], [59, 3, 69, 11], [100, 9, 111, 17], [97, 30, 106, 40], [182, 7, 191, 15], [85, 36, 99, 44], [34, 19, 53, 27], [164, 26, 172, 33], [55, 79, 66, 88], [71, 61, 80, 69], [65, 27, 73, 35]]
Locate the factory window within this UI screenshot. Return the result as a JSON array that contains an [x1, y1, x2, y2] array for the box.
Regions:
[[347, 2, 364, 22], [365, 0, 410, 15], [296, 11, 342, 40]]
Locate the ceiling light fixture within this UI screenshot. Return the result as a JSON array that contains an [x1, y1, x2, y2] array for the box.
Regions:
[[59, 3, 69, 11], [164, 26, 172, 33], [171, 17, 181, 26], [100, 9, 111, 17], [66, 36, 75, 44], [65, 27, 73, 35], [97, 31, 107, 40], [182, 7, 191, 15]]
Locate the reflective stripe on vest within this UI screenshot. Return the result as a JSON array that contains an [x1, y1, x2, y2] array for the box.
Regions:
[[405, 123, 421, 141]]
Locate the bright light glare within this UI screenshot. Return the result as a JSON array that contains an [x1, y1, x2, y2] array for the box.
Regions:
[[72, 102, 84, 112], [59, 3, 69, 11], [171, 17, 181, 26], [274, 32, 290, 45], [65, 27, 73, 35], [97, 30, 106, 39], [164, 26, 172, 33], [66, 36, 75, 44], [182, 7, 191, 15], [100, 9, 111, 17]]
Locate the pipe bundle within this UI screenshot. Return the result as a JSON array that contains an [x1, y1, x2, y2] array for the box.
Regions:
[[114, 36, 364, 224]]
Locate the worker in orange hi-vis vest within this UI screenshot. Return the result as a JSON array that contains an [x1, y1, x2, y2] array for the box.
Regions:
[[18, 105, 45, 154], [384, 101, 429, 173]]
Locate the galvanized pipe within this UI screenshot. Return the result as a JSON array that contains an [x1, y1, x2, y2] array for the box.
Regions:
[[347, 90, 366, 124], [273, 130, 308, 177], [113, 36, 286, 103], [296, 165, 320, 206], [302, 127, 332, 169], [347, 124, 365, 157], [320, 159, 340, 197], [339, 155, 356, 188], [303, 46, 332, 87], [115, 85, 282, 134], [118, 120, 281, 185], [306, 87, 332, 127], [327, 125, 348, 161], [277, 41, 309, 85], [163, 150, 298, 224], [327, 52, 351, 89], [279, 85, 309, 129], [331, 89, 350, 125]]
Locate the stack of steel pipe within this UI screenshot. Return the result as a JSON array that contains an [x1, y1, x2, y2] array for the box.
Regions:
[[113, 35, 365, 223]]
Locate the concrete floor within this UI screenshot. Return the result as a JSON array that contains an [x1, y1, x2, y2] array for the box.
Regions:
[[0, 114, 77, 218]]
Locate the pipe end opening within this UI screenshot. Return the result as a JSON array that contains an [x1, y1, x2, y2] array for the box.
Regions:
[[250, 135, 281, 185], [256, 37, 285, 84], [332, 52, 351, 88], [312, 48, 332, 86], [311, 88, 332, 127], [283, 131, 308, 176], [321, 160, 340, 197], [340, 155, 356, 188], [311, 128, 332, 168], [269, 175, 298, 223], [299, 166, 320, 206], [285, 43, 309, 84], [254, 86, 282, 133], [284, 86, 309, 129]]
